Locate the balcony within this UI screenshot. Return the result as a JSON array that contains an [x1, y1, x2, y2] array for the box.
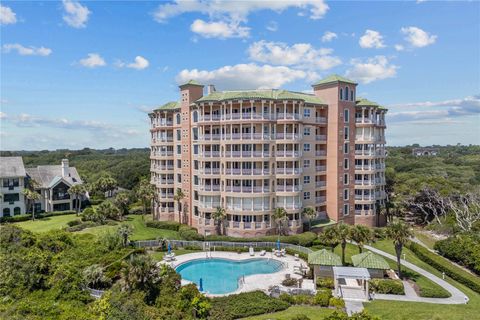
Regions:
[[153, 151, 174, 157], [316, 117, 327, 124], [276, 185, 301, 192], [275, 133, 300, 140], [152, 120, 173, 127], [200, 168, 221, 175], [316, 196, 326, 204], [355, 165, 375, 171], [315, 135, 327, 141], [276, 150, 301, 157], [355, 118, 374, 124], [159, 207, 175, 213], [156, 179, 174, 185], [316, 181, 326, 188], [276, 113, 300, 120], [202, 151, 221, 157], [316, 165, 326, 172], [315, 150, 327, 157], [201, 134, 221, 141], [200, 114, 222, 122], [152, 166, 174, 171], [355, 180, 373, 186], [276, 168, 302, 175], [355, 150, 374, 156], [199, 185, 221, 192], [159, 193, 174, 199]]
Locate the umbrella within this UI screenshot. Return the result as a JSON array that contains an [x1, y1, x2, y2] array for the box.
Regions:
[[168, 243, 171, 254], [277, 239, 280, 251], [199, 278, 203, 292]]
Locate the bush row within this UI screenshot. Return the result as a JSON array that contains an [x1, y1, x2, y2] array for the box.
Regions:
[[278, 289, 341, 308], [407, 242, 480, 294], [434, 233, 480, 275], [0, 210, 76, 223], [205, 232, 318, 247], [209, 291, 289, 320], [369, 279, 404, 295], [146, 220, 181, 231]]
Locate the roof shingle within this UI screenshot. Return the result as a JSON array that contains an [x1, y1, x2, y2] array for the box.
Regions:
[[0, 157, 26, 178]]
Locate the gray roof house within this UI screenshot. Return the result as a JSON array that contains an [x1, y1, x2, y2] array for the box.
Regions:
[[0, 157, 27, 217]]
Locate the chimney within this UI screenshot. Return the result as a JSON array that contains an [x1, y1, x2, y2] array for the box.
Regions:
[[207, 84, 216, 95], [61, 159, 69, 177]]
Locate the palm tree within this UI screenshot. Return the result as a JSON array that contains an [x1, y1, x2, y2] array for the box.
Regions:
[[302, 206, 317, 231], [386, 220, 413, 279], [114, 191, 131, 219], [68, 184, 86, 215], [118, 224, 133, 247], [337, 223, 351, 265], [97, 200, 120, 220], [212, 207, 226, 235], [320, 226, 341, 252], [83, 264, 110, 289], [173, 188, 185, 224], [273, 207, 287, 235], [135, 178, 156, 218], [350, 224, 373, 253], [120, 254, 161, 293], [95, 174, 117, 198], [22, 189, 41, 221]]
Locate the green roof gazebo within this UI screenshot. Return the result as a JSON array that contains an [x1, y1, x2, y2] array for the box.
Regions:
[[308, 249, 342, 282], [351, 251, 390, 278]]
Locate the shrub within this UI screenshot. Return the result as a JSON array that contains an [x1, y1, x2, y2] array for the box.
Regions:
[[329, 297, 345, 309], [279, 293, 295, 304], [369, 279, 404, 295], [408, 242, 480, 294], [146, 220, 181, 231], [313, 289, 332, 307], [209, 291, 289, 320], [0, 210, 76, 223], [178, 225, 203, 241], [316, 277, 334, 289], [65, 221, 97, 232], [281, 278, 298, 287], [419, 285, 451, 298], [434, 233, 480, 275], [81, 207, 106, 224], [66, 220, 82, 227], [128, 205, 144, 215], [291, 315, 311, 320]]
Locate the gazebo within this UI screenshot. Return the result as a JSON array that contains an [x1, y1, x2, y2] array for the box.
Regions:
[[308, 249, 342, 283], [332, 266, 371, 301], [351, 251, 390, 278]]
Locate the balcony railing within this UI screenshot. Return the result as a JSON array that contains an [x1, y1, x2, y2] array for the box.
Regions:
[[355, 180, 373, 185], [316, 181, 326, 188], [316, 117, 327, 123], [316, 165, 326, 172], [315, 135, 327, 141], [200, 168, 221, 175], [276, 185, 301, 192], [276, 168, 302, 175], [276, 150, 301, 157], [315, 150, 327, 156], [275, 133, 299, 140], [276, 113, 300, 120], [199, 185, 221, 192], [315, 196, 326, 204], [159, 207, 175, 213]]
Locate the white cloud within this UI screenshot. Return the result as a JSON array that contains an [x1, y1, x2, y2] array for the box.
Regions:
[[388, 95, 480, 123], [3, 43, 52, 56], [359, 30, 386, 49], [78, 53, 106, 68], [0, 111, 7, 119], [247, 40, 341, 70], [266, 21, 278, 32], [394, 44, 404, 51], [345, 56, 398, 84], [321, 31, 337, 42], [175, 63, 313, 90], [62, 0, 90, 28], [153, 0, 328, 38], [401, 26, 437, 48], [116, 56, 150, 70], [190, 19, 250, 39], [0, 4, 17, 25]]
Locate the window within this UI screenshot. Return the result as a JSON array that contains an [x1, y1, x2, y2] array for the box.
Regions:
[[193, 111, 198, 122], [344, 109, 350, 123], [344, 143, 349, 154], [303, 127, 311, 136], [176, 113, 181, 124], [176, 129, 181, 141], [177, 160, 181, 168], [193, 144, 198, 155], [345, 86, 349, 100], [344, 189, 349, 200], [304, 108, 311, 117], [344, 204, 349, 216], [177, 174, 182, 183], [344, 126, 349, 140], [303, 143, 310, 152], [3, 208, 10, 216], [344, 173, 349, 185], [194, 175, 199, 185], [350, 90, 354, 101], [177, 145, 181, 154], [304, 176, 310, 184], [304, 192, 310, 200], [13, 207, 21, 215], [344, 158, 349, 170], [303, 159, 310, 168], [4, 193, 19, 203], [192, 128, 198, 140], [340, 88, 343, 100]]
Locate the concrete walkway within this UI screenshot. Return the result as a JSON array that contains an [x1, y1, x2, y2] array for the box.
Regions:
[[365, 244, 469, 304], [345, 300, 364, 316]]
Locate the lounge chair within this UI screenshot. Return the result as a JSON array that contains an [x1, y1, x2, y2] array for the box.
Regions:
[[249, 247, 255, 256], [260, 250, 266, 256], [294, 253, 299, 261], [281, 248, 286, 256]]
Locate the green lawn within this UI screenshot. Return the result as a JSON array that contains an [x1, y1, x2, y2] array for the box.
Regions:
[[14, 214, 79, 232], [242, 306, 335, 320], [78, 214, 181, 241], [149, 248, 200, 261], [413, 230, 438, 250]]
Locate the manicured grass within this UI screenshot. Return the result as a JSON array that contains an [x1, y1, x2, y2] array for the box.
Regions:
[[414, 230, 437, 250], [242, 306, 335, 320], [14, 214, 79, 232], [79, 214, 181, 240], [149, 248, 200, 261]]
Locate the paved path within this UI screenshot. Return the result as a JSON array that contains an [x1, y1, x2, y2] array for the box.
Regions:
[[365, 244, 469, 304], [345, 300, 364, 316]]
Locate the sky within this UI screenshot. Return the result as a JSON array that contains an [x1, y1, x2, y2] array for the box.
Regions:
[[0, 0, 479, 150]]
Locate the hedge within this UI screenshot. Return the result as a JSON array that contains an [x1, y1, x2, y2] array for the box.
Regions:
[[408, 242, 480, 294], [434, 233, 480, 275], [0, 210, 76, 223], [146, 220, 181, 231], [209, 291, 289, 320], [369, 279, 404, 295], [206, 232, 317, 247]]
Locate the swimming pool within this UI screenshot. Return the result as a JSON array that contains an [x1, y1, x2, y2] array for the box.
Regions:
[[175, 258, 284, 294]]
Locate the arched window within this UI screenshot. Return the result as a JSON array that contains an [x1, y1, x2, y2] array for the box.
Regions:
[[14, 207, 21, 215], [345, 87, 349, 101], [351, 90, 354, 101], [3, 208, 10, 217], [339, 88, 343, 100], [193, 111, 198, 123], [176, 113, 181, 125]]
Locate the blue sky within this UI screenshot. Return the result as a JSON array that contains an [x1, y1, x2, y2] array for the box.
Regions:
[[1, 0, 479, 150]]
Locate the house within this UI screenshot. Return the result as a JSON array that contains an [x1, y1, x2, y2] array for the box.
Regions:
[[26, 159, 87, 212], [0, 157, 27, 217]]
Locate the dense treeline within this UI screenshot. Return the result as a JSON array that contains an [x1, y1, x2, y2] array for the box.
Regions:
[[1, 148, 150, 190]]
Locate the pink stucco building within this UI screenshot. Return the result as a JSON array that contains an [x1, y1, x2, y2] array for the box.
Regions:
[[149, 75, 387, 237]]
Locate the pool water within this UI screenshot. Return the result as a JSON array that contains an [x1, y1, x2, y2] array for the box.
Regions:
[[175, 258, 283, 294]]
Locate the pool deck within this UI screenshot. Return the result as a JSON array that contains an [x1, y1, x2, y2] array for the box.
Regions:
[[163, 250, 315, 297]]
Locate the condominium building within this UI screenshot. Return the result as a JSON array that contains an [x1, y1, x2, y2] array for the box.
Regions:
[[149, 75, 387, 237]]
